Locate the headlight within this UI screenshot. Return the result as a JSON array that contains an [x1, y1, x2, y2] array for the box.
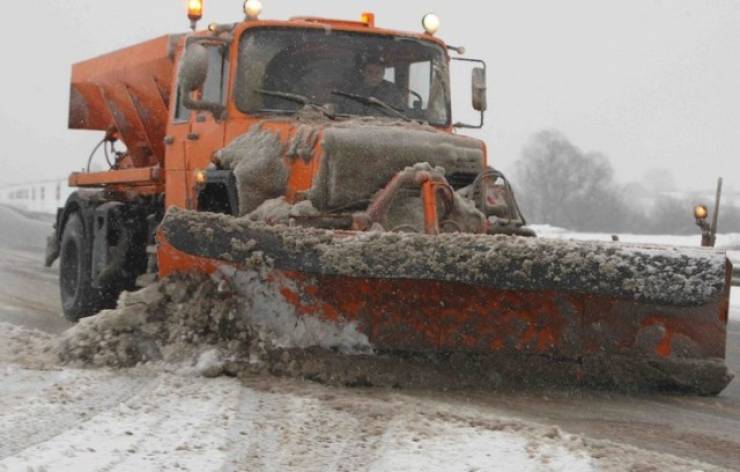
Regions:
[[194, 169, 207, 186]]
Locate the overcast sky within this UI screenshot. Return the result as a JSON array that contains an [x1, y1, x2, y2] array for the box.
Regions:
[[1, 0, 738, 191]]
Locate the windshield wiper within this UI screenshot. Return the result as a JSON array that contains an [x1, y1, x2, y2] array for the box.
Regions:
[[255, 89, 335, 119], [331, 90, 411, 122]]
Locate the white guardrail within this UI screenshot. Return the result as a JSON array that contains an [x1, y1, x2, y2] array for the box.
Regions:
[[0, 179, 72, 215]]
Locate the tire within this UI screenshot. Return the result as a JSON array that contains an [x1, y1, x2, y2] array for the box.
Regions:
[[59, 213, 103, 321]]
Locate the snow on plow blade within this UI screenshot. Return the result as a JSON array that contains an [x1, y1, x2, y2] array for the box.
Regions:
[[158, 209, 734, 395]]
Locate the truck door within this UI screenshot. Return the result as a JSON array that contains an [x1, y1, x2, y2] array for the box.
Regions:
[[165, 41, 229, 210], [185, 43, 229, 209], [163, 57, 194, 210]]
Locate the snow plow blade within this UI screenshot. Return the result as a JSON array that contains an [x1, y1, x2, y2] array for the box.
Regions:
[[158, 209, 734, 395]]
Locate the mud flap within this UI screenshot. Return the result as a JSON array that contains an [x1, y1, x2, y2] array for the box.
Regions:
[[45, 233, 61, 268]]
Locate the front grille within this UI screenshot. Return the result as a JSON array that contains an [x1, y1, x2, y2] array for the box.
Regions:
[[446, 172, 478, 190]]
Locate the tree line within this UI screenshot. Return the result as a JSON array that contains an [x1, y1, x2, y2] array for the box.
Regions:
[[513, 130, 739, 235]]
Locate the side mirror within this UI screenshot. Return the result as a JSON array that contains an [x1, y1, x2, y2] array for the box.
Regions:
[[178, 43, 226, 119], [451, 58, 486, 129], [472, 67, 487, 112], [179, 43, 209, 93]]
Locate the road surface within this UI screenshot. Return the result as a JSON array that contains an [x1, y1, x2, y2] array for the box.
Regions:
[[0, 204, 738, 470]]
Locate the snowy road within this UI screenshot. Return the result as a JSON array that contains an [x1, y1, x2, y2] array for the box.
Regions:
[[3, 362, 703, 472], [1, 204, 740, 471], [0, 208, 71, 335]]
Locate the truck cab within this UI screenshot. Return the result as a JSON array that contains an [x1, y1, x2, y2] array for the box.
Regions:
[[166, 15, 485, 214]]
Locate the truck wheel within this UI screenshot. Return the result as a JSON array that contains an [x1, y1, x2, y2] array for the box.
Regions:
[[59, 213, 101, 321]]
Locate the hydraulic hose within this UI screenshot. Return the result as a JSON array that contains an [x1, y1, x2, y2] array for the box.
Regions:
[[85, 138, 106, 173]]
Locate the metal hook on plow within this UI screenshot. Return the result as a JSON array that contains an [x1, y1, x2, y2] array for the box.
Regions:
[[352, 167, 454, 234]]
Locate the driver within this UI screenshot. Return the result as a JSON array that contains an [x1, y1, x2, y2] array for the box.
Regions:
[[353, 52, 404, 111]]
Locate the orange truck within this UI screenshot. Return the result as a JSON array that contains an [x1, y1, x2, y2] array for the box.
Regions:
[[46, 2, 733, 394]]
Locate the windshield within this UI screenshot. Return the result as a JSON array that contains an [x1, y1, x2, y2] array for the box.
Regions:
[[236, 27, 450, 125]]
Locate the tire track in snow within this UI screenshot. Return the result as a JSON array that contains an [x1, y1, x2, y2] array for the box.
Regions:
[[0, 366, 155, 459], [318, 394, 403, 471], [0, 374, 244, 471], [219, 382, 400, 472], [101, 376, 243, 471], [223, 389, 358, 470]]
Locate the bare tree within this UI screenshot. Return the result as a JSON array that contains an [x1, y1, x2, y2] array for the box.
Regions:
[[515, 130, 627, 230], [514, 129, 740, 234]]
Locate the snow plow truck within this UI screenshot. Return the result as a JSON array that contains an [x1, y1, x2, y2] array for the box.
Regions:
[[46, 1, 734, 394]]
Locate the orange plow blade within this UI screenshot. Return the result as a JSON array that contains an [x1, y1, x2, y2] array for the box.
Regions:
[[158, 209, 733, 395]]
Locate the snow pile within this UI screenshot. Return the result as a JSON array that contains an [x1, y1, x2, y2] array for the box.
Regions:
[[58, 257, 371, 377], [0, 322, 57, 369], [58, 272, 255, 375]]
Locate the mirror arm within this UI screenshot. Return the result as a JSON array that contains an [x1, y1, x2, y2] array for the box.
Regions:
[[451, 57, 487, 67], [182, 89, 227, 120], [179, 39, 229, 121], [453, 110, 484, 129]]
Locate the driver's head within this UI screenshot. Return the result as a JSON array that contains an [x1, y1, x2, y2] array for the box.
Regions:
[[358, 53, 386, 88]]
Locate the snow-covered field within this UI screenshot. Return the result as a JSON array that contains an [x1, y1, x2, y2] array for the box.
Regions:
[[532, 225, 740, 250]]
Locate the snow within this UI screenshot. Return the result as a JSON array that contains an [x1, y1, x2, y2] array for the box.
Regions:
[[0, 372, 242, 471], [534, 225, 740, 322], [366, 421, 593, 472], [532, 224, 740, 250], [0, 362, 718, 472], [0, 319, 721, 471], [189, 348, 225, 378]]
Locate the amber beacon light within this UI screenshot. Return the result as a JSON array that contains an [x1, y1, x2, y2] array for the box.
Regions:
[[188, 0, 204, 30], [360, 12, 375, 27], [694, 204, 708, 220]]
